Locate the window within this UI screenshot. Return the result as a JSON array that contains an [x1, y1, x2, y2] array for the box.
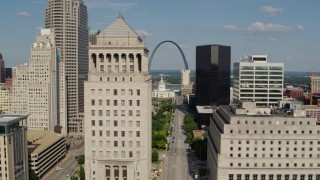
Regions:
[[136, 131, 140, 137], [114, 131, 118, 137], [99, 110, 103, 116], [129, 121, 133, 127], [136, 141, 140, 147], [99, 99, 102, 106], [106, 141, 110, 147], [121, 120, 125, 127], [91, 99, 95, 106], [99, 130, 103, 137], [91, 110, 95, 116], [136, 121, 140, 127], [91, 120, 95, 126], [137, 89, 140, 96], [114, 100, 118, 106], [121, 110, 125, 116], [99, 120, 103, 126], [129, 131, 133, 137], [114, 120, 118, 127], [129, 151, 133, 158], [92, 130, 95, 136], [137, 100, 140, 106], [129, 89, 133, 96], [121, 89, 125, 95], [114, 141, 118, 147], [91, 89, 95, 95], [136, 110, 140, 116], [99, 89, 102, 95], [121, 131, 125, 137], [106, 120, 110, 126], [121, 151, 125, 158], [106, 131, 110, 137], [106, 100, 110, 106], [121, 100, 125, 106], [114, 110, 118, 116], [113, 89, 118, 95], [106, 89, 110, 95], [129, 110, 133, 116], [129, 100, 133, 106], [106, 110, 110, 116]]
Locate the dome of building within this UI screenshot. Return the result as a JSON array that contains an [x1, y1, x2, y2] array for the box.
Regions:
[[158, 75, 166, 92], [89, 29, 100, 36]]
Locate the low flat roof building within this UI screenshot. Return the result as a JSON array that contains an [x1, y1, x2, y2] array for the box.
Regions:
[[27, 130, 66, 178], [208, 101, 320, 180], [0, 114, 29, 180]]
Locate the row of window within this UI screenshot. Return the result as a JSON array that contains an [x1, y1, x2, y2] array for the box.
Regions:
[[229, 129, 318, 135], [92, 150, 140, 159], [91, 89, 140, 96], [91, 110, 141, 117], [229, 152, 320, 158], [229, 174, 320, 180], [230, 140, 320, 145], [91, 99, 140, 106], [91, 130, 140, 138], [234, 119, 312, 125], [91, 120, 140, 127], [91, 140, 140, 148]]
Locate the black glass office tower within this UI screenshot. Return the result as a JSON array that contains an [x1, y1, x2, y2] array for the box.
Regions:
[[196, 45, 231, 106]]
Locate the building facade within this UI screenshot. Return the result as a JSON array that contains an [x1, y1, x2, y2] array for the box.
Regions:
[[207, 101, 320, 180], [27, 130, 66, 178], [10, 29, 59, 131], [0, 114, 29, 180], [196, 45, 231, 106], [233, 55, 284, 107], [0, 83, 9, 113], [45, 0, 88, 135], [84, 14, 152, 180], [0, 53, 5, 83]]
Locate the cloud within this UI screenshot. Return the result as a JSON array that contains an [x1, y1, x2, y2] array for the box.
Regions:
[[260, 6, 283, 15], [16, 12, 32, 17], [135, 29, 153, 37], [84, 0, 136, 10], [296, 25, 304, 30], [248, 22, 302, 32], [223, 24, 237, 31]]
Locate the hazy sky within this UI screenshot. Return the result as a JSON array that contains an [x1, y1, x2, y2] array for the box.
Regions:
[[0, 0, 319, 71]]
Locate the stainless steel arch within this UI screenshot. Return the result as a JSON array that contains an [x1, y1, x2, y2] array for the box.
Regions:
[[149, 40, 189, 70]]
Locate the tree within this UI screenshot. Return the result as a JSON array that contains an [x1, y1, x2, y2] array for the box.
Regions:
[[78, 166, 85, 180], [77, 154, 85, 165], [70, 176, 79, 180], [191, 138, 207, 160], [29, 170, 38, 180], [152, 149, 159, 162]]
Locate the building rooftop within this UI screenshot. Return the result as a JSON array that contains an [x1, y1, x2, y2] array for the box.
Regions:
[[196, 106, 215, 114], [100, 13, 140, 39], [0, 114, 28, 126], [27, 130, 65, 155]]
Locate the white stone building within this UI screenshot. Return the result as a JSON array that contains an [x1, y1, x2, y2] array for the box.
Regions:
[[153, 74, 175, 99], [10, 29, 58, 131], [233, 55, 284, 107], [84, 14, 152, 180], [207, 101, 320, 180]]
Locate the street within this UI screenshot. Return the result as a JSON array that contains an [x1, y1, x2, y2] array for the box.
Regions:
[[162, 104, 194, 180], [44, 143, 84, 180]]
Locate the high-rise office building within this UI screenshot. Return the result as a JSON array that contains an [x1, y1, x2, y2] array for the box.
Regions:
[[233, 55, 284, 107], [0, 53, 5, 83], [0, 114, 29, 180], [196, 45, 231, 106], [84, 14, 152, 180], [207, 101, 320, 180], [10, 29, 58, 131], [45, 0, 88, 135]]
